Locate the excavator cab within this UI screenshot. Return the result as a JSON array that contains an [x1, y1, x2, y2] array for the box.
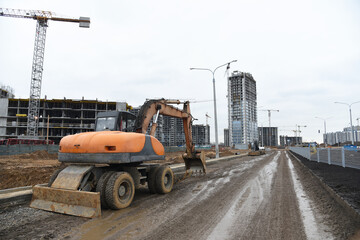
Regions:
[[95, 111, 136, 132]]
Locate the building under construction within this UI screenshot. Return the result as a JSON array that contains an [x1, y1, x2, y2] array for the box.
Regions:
[[0, 92, 209, 146], [0, 96, 127, 143], [258, 127, 278, 146], [228, 71, 258, 149], [279, 135, 302, 146]]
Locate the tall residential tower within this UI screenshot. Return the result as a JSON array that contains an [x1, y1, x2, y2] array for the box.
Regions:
[[228, 71, 258, 148]]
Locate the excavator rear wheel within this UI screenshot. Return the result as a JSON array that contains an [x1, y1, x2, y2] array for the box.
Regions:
[[105, 172, 135, 210], [147, 166, 159, 194], [96, 171, 115, 209], [155, 166, 174, 194]]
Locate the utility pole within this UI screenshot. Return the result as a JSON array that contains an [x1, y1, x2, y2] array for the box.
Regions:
[[335, 101, 360, 145], [190, 60, 237, 158], [315, 117, 331, 147]]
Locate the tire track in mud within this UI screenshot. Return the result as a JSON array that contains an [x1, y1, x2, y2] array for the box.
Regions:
[[285, 152, 334, 240], [207, 151, 281, 240], [67, 153, 274, 240], [140, 153, 277, 240], [229, 151, 307, 240]]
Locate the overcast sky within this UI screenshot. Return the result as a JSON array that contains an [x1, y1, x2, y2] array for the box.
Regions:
[[1, 0, 359, 144]]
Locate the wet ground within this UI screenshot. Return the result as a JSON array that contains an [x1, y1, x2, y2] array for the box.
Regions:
[[293, 151, 360, 214], [1, 150, 360, 239], [0, 149, 238, 189]]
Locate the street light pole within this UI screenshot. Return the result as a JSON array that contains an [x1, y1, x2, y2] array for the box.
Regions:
[[190, 60, 237, 158], [335, 101, 360, 145], [315, 117, 331, 147]]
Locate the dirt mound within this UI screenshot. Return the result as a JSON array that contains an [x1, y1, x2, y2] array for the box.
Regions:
[[0, 150, 60, 190], [18, 150, 58, 160], [0, 150, 58, 161], [0, 166, 59, 189]]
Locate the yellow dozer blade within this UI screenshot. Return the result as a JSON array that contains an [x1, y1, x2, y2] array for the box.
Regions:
[[30, 165, 101, 218]]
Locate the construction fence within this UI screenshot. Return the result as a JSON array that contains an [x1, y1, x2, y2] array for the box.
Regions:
[[289, 147, 360, 170], [0, 144, 59, 156]]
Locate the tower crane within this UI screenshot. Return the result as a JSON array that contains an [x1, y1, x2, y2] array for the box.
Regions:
[[0, 8, 90, 137], [260, 109, 279, 127], [205, 112, 211, 126]]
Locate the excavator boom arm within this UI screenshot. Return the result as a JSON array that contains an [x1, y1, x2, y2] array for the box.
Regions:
[[134, 99, 206, 173]]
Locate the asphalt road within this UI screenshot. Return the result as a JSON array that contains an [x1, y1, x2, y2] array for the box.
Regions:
[[1, 150, 359, 239]]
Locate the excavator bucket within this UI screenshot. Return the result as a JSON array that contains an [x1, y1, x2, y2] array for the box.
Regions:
[[30, 165, 101, 218], [183, 151, 207, 173]]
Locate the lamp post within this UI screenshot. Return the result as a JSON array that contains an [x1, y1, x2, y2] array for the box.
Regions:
[[335, 101, 360, 145], [315, 117, 331, 147], [190, 60, 237, 158]]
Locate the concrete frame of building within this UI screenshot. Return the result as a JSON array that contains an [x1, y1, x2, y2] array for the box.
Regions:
[[259, 127, 278, 147], [0, 94, 211, 147], [0, 97, 126, 143], [279, 135, 302, 147]]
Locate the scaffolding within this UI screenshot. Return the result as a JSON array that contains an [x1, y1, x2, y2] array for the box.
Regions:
[[0, 97, 125, 143]]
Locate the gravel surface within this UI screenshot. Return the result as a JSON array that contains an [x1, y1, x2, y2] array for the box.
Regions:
[[1, 150, 359, 239]]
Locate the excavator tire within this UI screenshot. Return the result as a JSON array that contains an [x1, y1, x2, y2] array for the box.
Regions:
[[147, 166, 159, 194], [155, 166, 174, 194], [96, 171, 115, 209], [47, 169, 63, 187], [105, 172, 135, 209]]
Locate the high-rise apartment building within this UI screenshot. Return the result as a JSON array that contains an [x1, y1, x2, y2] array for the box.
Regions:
[[228, 71, 258, 148], [258, 127, 278, 146]]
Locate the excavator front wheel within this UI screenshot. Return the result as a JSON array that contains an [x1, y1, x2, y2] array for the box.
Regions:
[[155, 166, 174, 194], [105, 172, 135, 209]]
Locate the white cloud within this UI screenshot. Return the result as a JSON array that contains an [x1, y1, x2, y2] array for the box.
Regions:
[[0, 0, 359, 144]]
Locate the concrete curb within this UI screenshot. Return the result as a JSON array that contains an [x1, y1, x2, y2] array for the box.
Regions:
[[0, 153, 248, 208], [170, 153, 248, 171], [288, 150, 360, 222]]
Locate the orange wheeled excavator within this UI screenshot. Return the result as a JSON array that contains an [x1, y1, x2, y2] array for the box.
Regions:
[[30, 99, 206, 218]]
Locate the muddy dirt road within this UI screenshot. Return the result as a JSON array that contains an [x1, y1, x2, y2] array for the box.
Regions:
[[1, 151, 359, 239]]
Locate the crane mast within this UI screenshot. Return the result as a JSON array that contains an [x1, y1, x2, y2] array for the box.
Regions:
[[260, 109, 279, 128], [0, 8, 90, 137]]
